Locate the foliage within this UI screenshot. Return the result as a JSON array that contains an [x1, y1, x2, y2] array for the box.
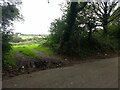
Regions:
[[2, 33, 12, 54], [46, 18, 66, 51], [108, 21, 120, 50], [92, 1, 119, 33], [47, 1, 120, 56], [1, 2, 23, 67], [11, 36, 24, 43], [2, 5, 22, 29], [60, 2, 87, 50], [3, 49, 16, 68]]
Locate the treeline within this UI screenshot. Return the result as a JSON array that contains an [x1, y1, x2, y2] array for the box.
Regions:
[[14, 33, 47, 36], [46, 1, 120, 56]]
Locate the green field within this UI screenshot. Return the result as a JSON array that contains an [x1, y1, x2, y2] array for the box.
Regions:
[[11, 35, 47, 45], [18, 35, 42, 40], [12, 44, 53, 57], [4, 43, 54, 66], [4, 35, 54, 66]]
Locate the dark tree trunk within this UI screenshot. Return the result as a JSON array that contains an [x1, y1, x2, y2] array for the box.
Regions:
[[102, 2, 109, 34], [88, 28, 92, 41], [60, 2, 78, 49], [60, 2, 87, 50], [103, 24, 108, 34]]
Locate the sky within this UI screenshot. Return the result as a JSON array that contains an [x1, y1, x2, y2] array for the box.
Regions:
[[14, 0, 67, 34]]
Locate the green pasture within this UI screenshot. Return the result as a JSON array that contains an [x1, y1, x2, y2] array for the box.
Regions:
[[5, 44, 54, 66], [12, 44, 53, 57], [12, 44, 39, 58]]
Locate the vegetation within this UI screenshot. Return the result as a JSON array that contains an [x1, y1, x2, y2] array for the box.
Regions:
[[92, 1, 119, 34], [34, 44, 54, 56], [4, 35, 54, 66], [12, 43, 53, 57], [11, 34, 46, 45], [1, 1, 23, 68], [13, 44, 39, 58], [2, 1, 120, 72], [47, 1, 120, 56]]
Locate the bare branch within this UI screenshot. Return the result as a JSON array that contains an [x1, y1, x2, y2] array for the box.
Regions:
[[108, 2, 118, 15]]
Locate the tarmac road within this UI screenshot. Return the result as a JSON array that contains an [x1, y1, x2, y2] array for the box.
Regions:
[[0, 70, 1, 89], [3, 57, 118, 88]]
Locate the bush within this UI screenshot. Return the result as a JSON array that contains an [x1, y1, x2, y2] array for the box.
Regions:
[[11, 36, 24, 43]]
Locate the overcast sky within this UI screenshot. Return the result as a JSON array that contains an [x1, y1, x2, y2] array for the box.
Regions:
[[14, 0, 66, 34]]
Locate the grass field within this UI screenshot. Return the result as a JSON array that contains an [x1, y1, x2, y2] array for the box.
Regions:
[[4, 43, 54, 66], [12, 44, 53, 57], [4, 35, 54, 66], [12, 44, 39, 58], [18, 36, 42, 40]]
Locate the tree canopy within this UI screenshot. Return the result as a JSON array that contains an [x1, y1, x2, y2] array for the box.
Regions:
[[1, 0, 23, 66], [47, 1, 120, 55]]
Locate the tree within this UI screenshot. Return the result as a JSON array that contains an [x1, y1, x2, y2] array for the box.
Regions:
[[47, 18, 66, 50], [0, 0, 23, 66], [77, 3, 97, 41], [60, 2, 87, 51], [92, 1, 119, 34], [109, 6, 120, 22]]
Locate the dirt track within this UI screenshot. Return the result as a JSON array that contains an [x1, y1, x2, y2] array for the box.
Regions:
[[3, 57, 118, 88]]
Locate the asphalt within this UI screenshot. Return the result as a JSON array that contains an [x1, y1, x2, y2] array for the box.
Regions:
[[0, 69, 2, 89], [2, 57, 118, 88]]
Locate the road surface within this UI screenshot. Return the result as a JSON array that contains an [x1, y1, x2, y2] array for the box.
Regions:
[[3, 57, 118, 88], [0, 54, 2, 89], [0, 70, 1, 89]]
